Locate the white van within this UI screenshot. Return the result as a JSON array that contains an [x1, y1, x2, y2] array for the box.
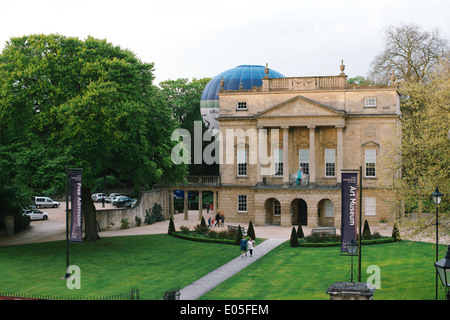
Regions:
[[34, 196, 60, 208]]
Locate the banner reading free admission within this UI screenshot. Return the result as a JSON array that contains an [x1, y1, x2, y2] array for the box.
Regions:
[[69, 171, 82, 242], [340, 172, 357, 253]]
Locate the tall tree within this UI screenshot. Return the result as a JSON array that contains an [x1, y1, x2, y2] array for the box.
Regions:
[[380, 57, 450, 239], [0, 34, 186, 240], [369, 23, 448, 84]]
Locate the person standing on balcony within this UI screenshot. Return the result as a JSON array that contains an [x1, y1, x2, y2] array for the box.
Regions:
[[296, 167, 303, 185]]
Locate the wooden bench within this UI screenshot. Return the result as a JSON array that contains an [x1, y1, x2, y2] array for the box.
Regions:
[[311, 227, 336, 236], [227, 225, 247, 236]]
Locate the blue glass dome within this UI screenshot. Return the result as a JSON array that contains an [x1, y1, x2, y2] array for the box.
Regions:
[[201, 65, 285, 101], [200, 65, 285, 130]]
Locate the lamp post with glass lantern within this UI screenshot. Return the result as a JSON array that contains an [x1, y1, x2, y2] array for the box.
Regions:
[[435, 245, 450, 300], [430, 187, 443, 300]]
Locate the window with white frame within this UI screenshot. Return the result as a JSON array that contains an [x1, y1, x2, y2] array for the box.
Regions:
[[299, 149, 309, 175], [237, 149, 247, 176], [237, 195, 247, 212], [274, 149, 283, 176], [365, 197, 376, 216], [364, 98, 376, 108], [325, 149, 335, 177], [236, 102, 247, 110], [365, 149, 376, 177]]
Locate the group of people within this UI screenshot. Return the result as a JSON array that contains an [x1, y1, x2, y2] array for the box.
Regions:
[[240, 236, 255, 258], [207, 211, 225, 227]]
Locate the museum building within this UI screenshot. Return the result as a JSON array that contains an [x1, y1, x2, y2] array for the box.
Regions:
[[166, 62, 401, 229]]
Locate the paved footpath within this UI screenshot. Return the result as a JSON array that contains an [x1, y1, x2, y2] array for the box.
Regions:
[[179, 238, 286, 300]]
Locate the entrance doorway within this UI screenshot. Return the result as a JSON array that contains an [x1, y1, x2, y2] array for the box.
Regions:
[[291, 199, 307, 226]]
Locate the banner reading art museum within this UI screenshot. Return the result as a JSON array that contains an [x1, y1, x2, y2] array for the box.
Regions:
[[340, 172, 357, 253], [69, 171, 82, 242]]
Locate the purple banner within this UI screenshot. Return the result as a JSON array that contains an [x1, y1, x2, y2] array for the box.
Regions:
[[69, 171, 82, 242], [340, 172, 357, 253]]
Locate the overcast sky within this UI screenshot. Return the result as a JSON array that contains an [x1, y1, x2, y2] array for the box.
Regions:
[[1, 0, 449, 84]]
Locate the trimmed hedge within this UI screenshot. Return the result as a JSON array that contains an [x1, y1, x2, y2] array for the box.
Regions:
[[168, 231, 236, 245], [298, 237, 396, 247]]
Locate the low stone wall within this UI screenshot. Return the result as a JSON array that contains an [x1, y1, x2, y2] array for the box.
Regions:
[[96, 189, 169, 231]]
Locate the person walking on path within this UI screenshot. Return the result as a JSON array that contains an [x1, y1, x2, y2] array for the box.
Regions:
[[215, 213, 220, 227], [247, 237, 255, 257], [240, 236, 248, 257]]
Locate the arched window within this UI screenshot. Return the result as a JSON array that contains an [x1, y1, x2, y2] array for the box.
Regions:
[[324, 200, 334, 218]]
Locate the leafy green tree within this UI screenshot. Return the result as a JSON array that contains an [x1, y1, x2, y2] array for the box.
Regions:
[[0, 34, 186, 240]]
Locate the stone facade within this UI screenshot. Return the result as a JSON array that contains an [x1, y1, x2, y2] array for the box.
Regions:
[[214, 62, 401, 228]]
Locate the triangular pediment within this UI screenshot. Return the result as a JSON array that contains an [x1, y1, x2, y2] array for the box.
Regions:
[[255, 95, 345, 118]]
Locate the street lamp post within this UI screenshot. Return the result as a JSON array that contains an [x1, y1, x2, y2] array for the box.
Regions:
[[430, 187, 443, 300], [435, 246, 450, 300]]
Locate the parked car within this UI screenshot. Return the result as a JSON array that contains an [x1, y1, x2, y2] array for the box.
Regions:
[[112, 196, 133, 207], [106, 193, 122, 203], [34, 197, 60, 208], [23, 208, 49, 220], [123, 199, 137, 208], [92, 193, 108, 202]]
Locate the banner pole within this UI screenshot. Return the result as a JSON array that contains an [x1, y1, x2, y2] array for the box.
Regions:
[[64, 166, 70, 279], [358, 166, 362, 282]]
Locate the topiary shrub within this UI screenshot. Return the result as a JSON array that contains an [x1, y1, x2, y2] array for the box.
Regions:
[[235, 225, 243, 245], [362, 219, 371, 239], [247, 220, 256, 240], [168, 217, 175, 234], [290, 227, 299, 247], [392, 222, 401, 242], [297, 224, 305, 239]]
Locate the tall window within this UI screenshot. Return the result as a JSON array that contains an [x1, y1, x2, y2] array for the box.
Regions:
[[365, 149, 376, 177], [325, 149, 335, 177], [237, 195, 247, 212], [365, 197, 376, 216], [299, 149, 309, 175], [237, 149, 247, 176], [273, 199, 281, 216], [274, 149, 283, 176], [324, 200, 334, 218]]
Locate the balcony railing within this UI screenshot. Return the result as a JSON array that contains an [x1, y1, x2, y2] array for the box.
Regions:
[[184, 176, 220, 186], [269, 76, 346, 91]]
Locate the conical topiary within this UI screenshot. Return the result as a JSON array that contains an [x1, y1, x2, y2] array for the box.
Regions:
[[363, 219, 371, 238], [247, 220, 256, 240], [235, 224, 243, 245], [297, 224, 305, 239], [392, 222, 401, 242], [200, 216, 207, 228], [290, 227, 299, 247], [168, 217, 175, 234]]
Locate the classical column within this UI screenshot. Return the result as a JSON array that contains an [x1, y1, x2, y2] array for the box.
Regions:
[[257, 126, 263, 184], [308, 125, 316, 184], [213, 190, 218, 215], [336, 125, 344, 183], [282, 126, 289, 184], [169, 189, 174, 219], [198, 190, 203, 221], [184, 190, 189, 220]]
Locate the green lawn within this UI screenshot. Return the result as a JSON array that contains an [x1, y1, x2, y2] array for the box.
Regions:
[[0, 235, 446, 300], [0, 234, 239, 300], [201, 240, 446, 300]]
